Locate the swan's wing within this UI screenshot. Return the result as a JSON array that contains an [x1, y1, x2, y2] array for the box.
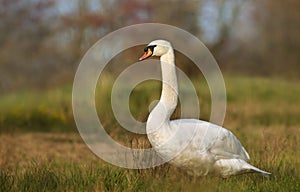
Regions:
[[208, 126, 250, 161], [170, 119, 250, 161]]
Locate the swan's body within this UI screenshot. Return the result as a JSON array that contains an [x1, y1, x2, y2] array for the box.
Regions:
[[139, 40, 270, 177]]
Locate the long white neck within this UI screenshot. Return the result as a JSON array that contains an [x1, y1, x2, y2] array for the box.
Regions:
[[148, 49, 178, 128], [159, 49, 178, 119], [146, 47, 178, 144]]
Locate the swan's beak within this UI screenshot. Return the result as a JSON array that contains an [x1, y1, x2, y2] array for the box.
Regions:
[[139, 49, 152, 61]]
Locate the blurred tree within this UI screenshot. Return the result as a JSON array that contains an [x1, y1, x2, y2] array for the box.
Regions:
[[254, 0, 300, 77], [1, 0, 299, 93], [211, 0, 300, 77], [0, 0, 68, 92], [151, 1, 199, 34], [61, 0, 152, 58]]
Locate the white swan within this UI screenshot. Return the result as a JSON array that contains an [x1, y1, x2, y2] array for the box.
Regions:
[[139, 40, 270, 177]]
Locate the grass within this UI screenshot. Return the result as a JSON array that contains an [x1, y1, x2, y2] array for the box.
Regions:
[[0, 155, 299, 191], [0, 74, 300, 191], [0, 85, 74, 133]]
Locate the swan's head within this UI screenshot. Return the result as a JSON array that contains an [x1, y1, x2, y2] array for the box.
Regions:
[[139, 40, 172, 60]]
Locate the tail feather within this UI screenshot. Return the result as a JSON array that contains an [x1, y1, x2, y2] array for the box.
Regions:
[[245, 163, 271, 176]]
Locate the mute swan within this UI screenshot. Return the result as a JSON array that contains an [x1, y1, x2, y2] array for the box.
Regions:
[[139, 40, 270, 177]]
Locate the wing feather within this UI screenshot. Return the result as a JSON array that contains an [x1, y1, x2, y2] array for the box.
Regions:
[[170, 119, 250, 161]]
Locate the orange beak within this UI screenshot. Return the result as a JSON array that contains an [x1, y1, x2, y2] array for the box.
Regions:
[[139, 49, 153, 61]]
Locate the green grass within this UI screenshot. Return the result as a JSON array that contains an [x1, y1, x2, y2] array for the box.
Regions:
[[0, 159, 299, 192], [0, 74, 300, 191], [0, 85, 74, 133]]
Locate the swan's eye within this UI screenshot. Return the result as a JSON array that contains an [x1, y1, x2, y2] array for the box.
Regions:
[[148, 45, 156, 52], [139, 45, 156, 60], [144, 45, 156, 53]]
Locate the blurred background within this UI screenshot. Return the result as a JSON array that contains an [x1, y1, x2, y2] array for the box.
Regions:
[[0, 0, 299, 93], [1, 1, 300, 190]]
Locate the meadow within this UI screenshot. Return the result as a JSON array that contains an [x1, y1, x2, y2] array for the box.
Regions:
[[0, 74, 299, 191]]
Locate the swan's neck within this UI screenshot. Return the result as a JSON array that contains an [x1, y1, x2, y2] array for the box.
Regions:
[[149, 49, 178, 125], [160, 50, 178, 118], [146, 48, 178, 141]]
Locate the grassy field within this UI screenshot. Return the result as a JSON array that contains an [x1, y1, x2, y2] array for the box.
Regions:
[[0, 75, 300, 191]]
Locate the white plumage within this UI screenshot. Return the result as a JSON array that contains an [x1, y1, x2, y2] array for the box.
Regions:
[[139, 40, 270, 177]]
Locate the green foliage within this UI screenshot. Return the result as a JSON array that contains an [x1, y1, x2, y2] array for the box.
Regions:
[[0, 75, 300, 191], [0, 86, 74, 133], [1, 75, 300, 133]]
